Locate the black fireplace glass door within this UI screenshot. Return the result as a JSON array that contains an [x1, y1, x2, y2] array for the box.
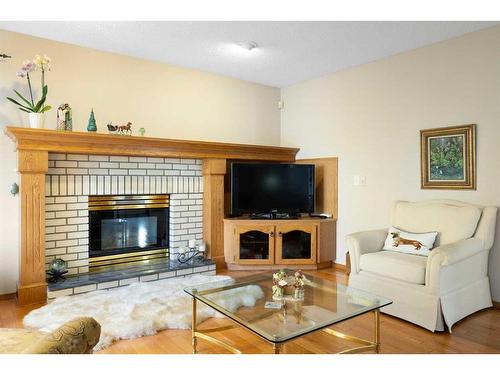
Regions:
[[89, 208, 169, 258]]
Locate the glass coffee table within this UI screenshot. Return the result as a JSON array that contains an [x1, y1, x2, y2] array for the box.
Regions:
[[184, 270, 392, 354]]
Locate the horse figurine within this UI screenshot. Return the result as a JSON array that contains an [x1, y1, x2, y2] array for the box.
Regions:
[[118, 122, 132, 135]]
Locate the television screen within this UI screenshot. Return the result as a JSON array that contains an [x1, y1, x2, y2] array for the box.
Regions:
[[231, 163, 315, 215]]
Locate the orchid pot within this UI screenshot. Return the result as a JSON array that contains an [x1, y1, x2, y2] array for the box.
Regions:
[[29, 112, 46, 129]]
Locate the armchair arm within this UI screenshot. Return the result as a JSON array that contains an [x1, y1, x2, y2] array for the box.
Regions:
[[425, 237, 486, 291], [432, 237, 485, 266], [346, 229, 387, 273]]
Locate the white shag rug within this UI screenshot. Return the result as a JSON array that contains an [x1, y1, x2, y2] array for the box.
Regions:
[[23, 274, 264, 350]]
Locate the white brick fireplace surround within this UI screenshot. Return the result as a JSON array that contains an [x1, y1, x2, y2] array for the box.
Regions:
[[45, 153, 204, 276]]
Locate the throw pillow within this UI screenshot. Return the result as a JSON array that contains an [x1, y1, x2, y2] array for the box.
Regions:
[[383, 226, 438, 256]]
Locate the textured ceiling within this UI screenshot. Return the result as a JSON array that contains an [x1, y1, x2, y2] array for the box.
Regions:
[[0, 21, 497, 87]]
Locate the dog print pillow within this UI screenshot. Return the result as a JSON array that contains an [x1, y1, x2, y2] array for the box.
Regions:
[[383, 226, 438, 256]]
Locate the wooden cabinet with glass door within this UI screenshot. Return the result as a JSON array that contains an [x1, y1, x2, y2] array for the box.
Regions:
[[233, 224, 275, 265], [223, 218, 335, 270], [275, 223, 317, 265]]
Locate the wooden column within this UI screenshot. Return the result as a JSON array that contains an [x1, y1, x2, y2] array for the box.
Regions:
[[17, 150, 48, 305], [203, 159, 226, 269]]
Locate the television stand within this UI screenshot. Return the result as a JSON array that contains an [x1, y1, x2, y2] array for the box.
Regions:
[[249, 212, 300, 220], [223, 216, 336, 270]]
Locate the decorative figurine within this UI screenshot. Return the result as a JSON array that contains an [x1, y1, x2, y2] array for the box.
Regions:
[[106, 121, 132, 135], [117, 121, 132, 135], [272, 269, 288, 298], [56, 103, 72, 131], [10, 182, 19, 196], [293, 270, 307, 300], [107, 122, 119, 134], [87, 109, 97, 132], [46, 258, 68, 282], [139, 127, 146, 137], [272, 269, 307, 300]]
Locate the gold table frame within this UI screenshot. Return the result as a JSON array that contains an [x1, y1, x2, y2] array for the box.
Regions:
[[191, 294, 381, 354]]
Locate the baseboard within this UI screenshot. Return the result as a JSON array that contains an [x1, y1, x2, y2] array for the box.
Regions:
[[333, 262, 347, 273], [17, 282, 47, 306], [493, 300, 500, 309], [0, 292, 16, 301]]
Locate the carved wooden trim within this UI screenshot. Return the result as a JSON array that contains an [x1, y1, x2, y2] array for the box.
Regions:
[[18, 150, 48, 305], [203, 159, 227, 268]]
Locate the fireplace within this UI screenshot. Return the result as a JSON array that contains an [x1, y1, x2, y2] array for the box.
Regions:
[[88, 195, 169, 271]]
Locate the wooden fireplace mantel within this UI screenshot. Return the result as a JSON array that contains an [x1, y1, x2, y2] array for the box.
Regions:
[[5, 126, 299, 305], [5, 127, 298, 161]]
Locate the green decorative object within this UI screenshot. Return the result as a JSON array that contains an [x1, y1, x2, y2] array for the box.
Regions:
[[139, 127, 146, 137], [87, 109, 97, 132], [46, 258, 68, 282], [10, 182, 19, 196]]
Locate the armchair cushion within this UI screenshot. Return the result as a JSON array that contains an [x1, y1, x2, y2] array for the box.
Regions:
[[360, 251, 427, 285], [391, 201, 482, 246]]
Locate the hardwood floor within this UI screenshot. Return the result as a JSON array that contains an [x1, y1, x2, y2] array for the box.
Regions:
[[1, 267, 499, 354]]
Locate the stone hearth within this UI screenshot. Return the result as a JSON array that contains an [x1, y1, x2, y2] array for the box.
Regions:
[[47, 259, 216, 299]]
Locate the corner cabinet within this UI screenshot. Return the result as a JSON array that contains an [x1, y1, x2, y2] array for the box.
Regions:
[[234, 224, 275, 265], [224, 218, 336, 270]]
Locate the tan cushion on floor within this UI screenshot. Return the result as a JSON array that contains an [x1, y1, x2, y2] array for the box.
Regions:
[[359, 251, 427, 285], [0, 317, 101, 354], [391, 201, 482, 246], [0, 329, 44, 354]]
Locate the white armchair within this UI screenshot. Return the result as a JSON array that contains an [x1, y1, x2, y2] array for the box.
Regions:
[[346, 200, 497, 332]]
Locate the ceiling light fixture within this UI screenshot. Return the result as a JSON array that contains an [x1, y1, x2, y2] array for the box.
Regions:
[[236, 41, 258, 51]]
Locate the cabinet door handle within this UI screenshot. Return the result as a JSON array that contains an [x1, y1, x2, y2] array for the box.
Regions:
[[270, 231, 274, 237], [278, 231, 282, 237]]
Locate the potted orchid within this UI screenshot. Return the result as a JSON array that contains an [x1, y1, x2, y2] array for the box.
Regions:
[[6, 54, 52, 128]]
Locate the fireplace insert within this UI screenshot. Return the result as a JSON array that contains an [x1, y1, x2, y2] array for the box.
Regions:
[[88, 195, 169, 271]]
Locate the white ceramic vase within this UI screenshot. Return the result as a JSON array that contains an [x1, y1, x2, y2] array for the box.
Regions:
[[28, 112, 45, 129]]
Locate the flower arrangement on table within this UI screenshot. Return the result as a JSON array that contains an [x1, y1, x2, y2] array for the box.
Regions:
[[272, 269, 288, 298], [272, 269, 308, 299], [6, 54, 52, 128]]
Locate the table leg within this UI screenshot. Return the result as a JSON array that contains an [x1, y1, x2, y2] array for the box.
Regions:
[[192, 295, 198, 354], [273, 343, 281, 354], [374, 309, 380, 353]]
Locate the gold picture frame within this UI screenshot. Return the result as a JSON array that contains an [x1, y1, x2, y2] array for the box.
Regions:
[[420, 124, 476, 190]]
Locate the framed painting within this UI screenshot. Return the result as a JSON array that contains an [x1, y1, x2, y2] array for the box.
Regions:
[[420, 124, 476, 190]]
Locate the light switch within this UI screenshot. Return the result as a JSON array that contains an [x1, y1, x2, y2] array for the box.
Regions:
[[353, 175, 367, 186]]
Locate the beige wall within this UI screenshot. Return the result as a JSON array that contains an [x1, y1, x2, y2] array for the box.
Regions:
[[2, 25, 500, 302], [281, 26, 500, 300], [0, 29, 281, 294]]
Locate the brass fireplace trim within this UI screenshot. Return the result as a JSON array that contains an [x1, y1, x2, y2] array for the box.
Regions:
[[89, 195, 169, 211], [89, 194, 170, 272], [89, 248, 169, 272]]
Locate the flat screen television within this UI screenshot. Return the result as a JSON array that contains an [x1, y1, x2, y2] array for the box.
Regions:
[[231, 163, 315, 216]]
